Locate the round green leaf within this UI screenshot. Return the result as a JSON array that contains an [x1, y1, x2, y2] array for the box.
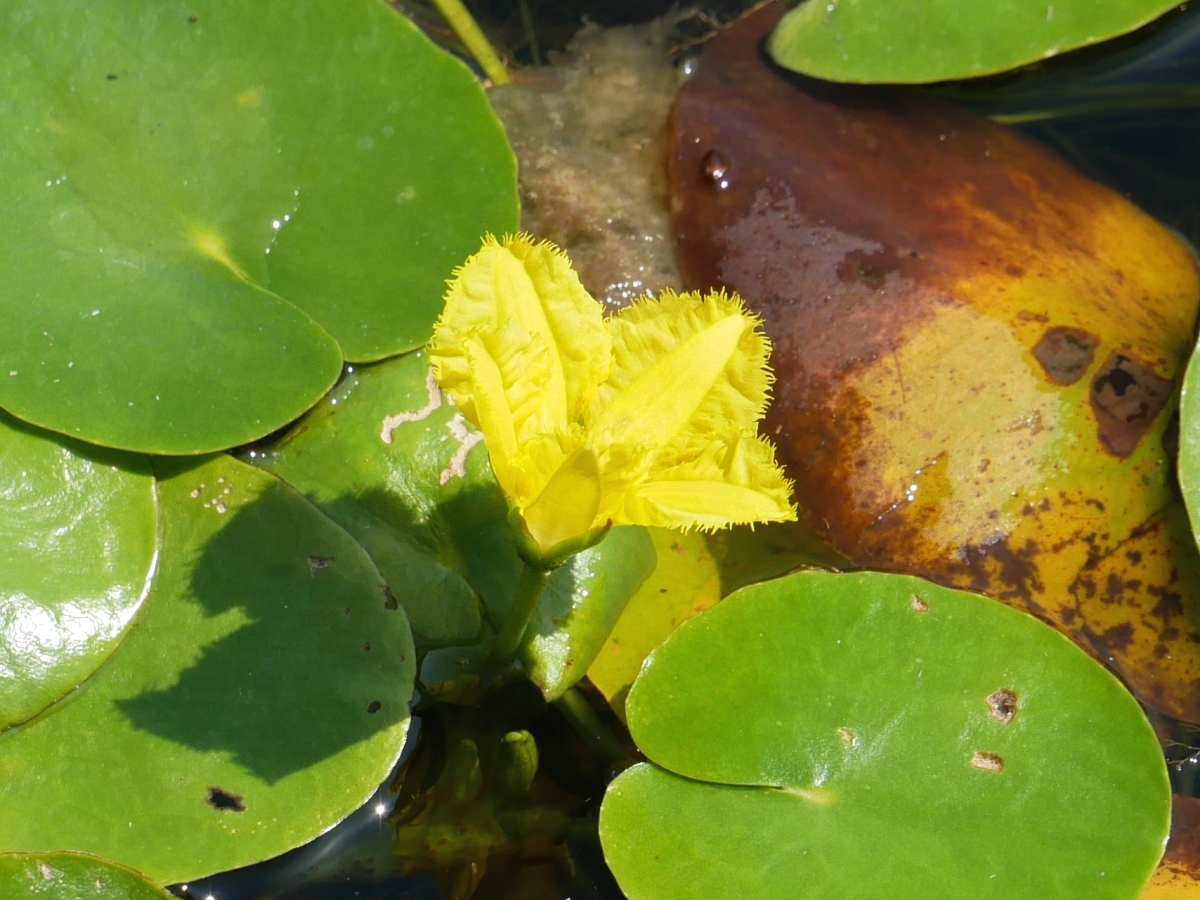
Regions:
[[0, 0, 517, 453], [0, 852, 173, 900], [0, 454, 415, 884], [0, 411, 156, 731], [600, 571, 1169, 900], [252, 351, 515, 648], [767, 0, 1184, 84]]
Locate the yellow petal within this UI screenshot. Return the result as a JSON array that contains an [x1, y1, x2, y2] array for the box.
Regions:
[[463, 337, 520, 496], [589, 290, 773, 466], [621, 433, 796, 531], [627, 480, 793, 531], [428, 234, 610, 442], [522, 445, 603, 553]]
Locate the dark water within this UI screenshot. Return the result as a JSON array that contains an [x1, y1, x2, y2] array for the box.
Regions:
[[182, 4, 1200, 898], [936, 1, 1200, 246]]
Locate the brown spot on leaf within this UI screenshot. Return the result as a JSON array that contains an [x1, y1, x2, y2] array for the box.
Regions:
[[1090, 352, 1173, 458], [1151, 585, 1186, 627], [837, 727, 857, 745], [1083, 621, 1136, 657], [987, 688, 1018, 724], [958, 536, 1044, 606], [970, 751, 1005, 773], [367, 700, 382, 714], [382, 585, 399, 610], [207, 787, 245, 812], [307, 555, 334, 577], [911, 594, 929, 612], [1031, 326, 1098, 385]]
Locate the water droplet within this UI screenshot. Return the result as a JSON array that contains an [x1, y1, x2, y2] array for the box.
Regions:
[[701, 150, 731, 189]]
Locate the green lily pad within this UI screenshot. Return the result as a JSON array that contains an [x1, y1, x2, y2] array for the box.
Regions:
[[0, 0, 517, 454], [0, 454, 415, 884], [0, 852, 173, 899], [0, 411, 156, 731], [767, 0, 1184, 84], [600, 571, 1169, 900]]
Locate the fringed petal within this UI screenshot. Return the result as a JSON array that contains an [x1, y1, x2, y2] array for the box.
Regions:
[[429, 234, 610, 444]]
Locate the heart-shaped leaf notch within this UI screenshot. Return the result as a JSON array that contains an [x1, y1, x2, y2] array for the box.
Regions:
[[600, 571, 1169, 900], [0, 0, 517, 454]]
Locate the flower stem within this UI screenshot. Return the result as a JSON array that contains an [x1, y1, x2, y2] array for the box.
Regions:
[[429, 0, 511, 86], [491, 562, 549, 661]]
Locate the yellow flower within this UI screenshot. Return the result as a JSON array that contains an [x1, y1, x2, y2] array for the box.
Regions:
[[428, 234, 796, 559]]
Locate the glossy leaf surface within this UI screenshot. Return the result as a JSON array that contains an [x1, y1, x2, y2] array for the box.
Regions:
[[601, 571, 1169, 900], [0, 455, 414, 883], [0, 411, 156, 731], [672, 6, 1200, 722], [0, 0, 517, 453], [768, 0, 1184, 84], [520, 525, 657, 701], [0, 852, 172, 899]]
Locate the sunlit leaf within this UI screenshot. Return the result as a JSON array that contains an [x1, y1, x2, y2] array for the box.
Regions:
[[0, 455, 415, 883], [0, 411, 156, 731], [0, 852, 172, 899], [601, 571, 1169, 899], [0, 0, 517, 453], [768, 0, 1185, 84]]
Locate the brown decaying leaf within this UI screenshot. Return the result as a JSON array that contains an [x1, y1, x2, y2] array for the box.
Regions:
[[670, 4, 1200, 721]]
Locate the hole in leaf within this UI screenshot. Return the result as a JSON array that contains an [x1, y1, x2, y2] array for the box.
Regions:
[[987, 688, 1018, 724], [307, 555, 334, 577], [970, 751, 1005, 773], [206, 786, 246, 812], [1032, 326, 1098, 386], [382, 585, 399, 610]]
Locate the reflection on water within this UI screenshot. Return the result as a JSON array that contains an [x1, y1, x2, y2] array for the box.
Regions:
[[936, 2, 1200, 244], [175, 680, 630, 900]]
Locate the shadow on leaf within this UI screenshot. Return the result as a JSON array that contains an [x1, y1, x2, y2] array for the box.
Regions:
[[117, 481, 413, 784]]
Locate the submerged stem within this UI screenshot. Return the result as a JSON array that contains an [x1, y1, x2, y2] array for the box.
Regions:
[[491, 562, 549, 661], [554, 686, 632, 767], [517, 0, 541, 66], [429, 0, 511, 85]]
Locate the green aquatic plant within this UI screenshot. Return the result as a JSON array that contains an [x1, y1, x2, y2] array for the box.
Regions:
[[768, 0, 1185, 84], [0, 0, 1196, 896]]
